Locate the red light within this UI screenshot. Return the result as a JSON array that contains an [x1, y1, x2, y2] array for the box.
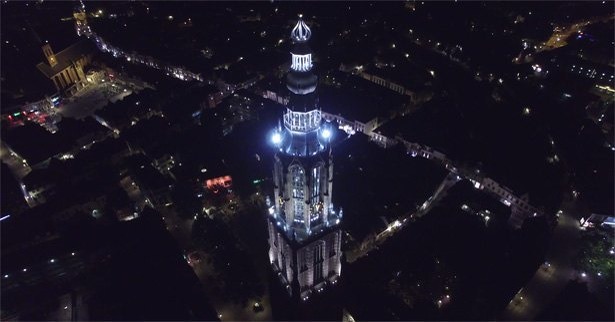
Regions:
[[205, 175, 232, 191]]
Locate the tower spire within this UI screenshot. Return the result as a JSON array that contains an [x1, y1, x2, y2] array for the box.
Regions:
[[291, 15, 312, 43]]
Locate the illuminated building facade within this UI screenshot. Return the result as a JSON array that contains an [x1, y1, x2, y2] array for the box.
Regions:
[[205, 175, 233, 193], [267, 16, 342, 301], [36, 40, 95, 96], [73, 1, 92, 37]]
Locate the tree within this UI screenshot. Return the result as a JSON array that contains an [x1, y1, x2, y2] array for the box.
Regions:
[[171, 180, 202, 219]]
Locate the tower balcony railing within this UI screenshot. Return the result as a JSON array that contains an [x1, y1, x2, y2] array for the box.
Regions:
[[284, 109, 322, 133], [291, 54, 312, 72]]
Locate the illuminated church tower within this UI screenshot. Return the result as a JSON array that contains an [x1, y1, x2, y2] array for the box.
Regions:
[[267, 16, 342, 302]]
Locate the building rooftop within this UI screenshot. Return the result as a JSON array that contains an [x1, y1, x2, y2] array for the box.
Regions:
[[218, 67, 258, 86], [56, 117, 109, 145], [363, 63, 431, 92], [1, 163, 27, 216], [2, 123, 72, 165], [254, 76, 288, 95], [376, 97, 474, 160], [125, 154, 173, 193], [319, 71, 407, 122], [36, 40, 97, 78]]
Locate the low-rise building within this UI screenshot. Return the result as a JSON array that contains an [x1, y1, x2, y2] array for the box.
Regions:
[[475, 177, 543, 228]]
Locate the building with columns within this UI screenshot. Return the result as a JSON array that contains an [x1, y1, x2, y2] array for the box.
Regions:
[[266, 16, 342, 302]]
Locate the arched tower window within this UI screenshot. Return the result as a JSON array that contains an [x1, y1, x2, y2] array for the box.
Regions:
[[289, 164, 305, 224], [309, 163, 325, 225], [313, 241, 325, 282]]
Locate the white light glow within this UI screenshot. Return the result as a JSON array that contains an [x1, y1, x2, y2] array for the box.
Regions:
[[272, 132, 282, 144], [291, 18, 311, 42], [284, 109, 321, 132], [322, 128, 332, 139], [291, 53, 312, 72]]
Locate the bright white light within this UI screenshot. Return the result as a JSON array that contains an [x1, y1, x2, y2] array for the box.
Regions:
[[291, 18, 311, 42], [291, 53, 312, 72], [271, 132, 282, 144], [322, 128, 332, 139], [581, 272, 587, 277]]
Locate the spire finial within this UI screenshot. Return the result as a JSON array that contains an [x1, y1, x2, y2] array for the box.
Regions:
[[291, 16, 311, 42]]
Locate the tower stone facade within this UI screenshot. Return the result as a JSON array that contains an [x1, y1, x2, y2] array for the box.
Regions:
[[267, 16, 342, 301]]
